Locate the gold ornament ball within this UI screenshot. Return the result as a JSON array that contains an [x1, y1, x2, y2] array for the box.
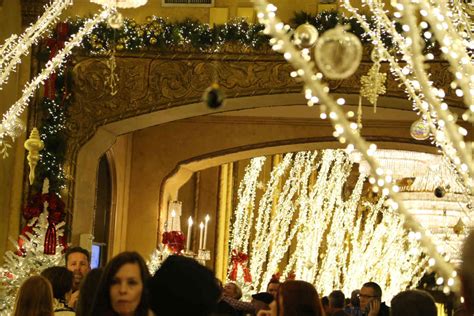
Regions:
[[116, 43, 124, 51], [149, 37, 157, 45], [294, 23, 319, 48], [137, 30, 144, 37], [410, 118, 430, 140], [107, 11, 124, 29], [146, 16, 153, 23], [314, 26, 363, 80]]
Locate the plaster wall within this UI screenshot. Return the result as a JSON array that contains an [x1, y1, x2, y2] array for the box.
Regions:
[[62, 0, 364, 23], [125, 115, 422, 257], [0, 0, 28, 260]]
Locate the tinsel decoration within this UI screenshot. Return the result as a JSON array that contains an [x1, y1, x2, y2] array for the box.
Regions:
[[146, 245, 171, 275], [203, 83, 225, 109], [360, 48, 387, 112], [0, 211, 65, 315]]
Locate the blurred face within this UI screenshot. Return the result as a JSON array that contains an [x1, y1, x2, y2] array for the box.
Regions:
[[268, 299, 278, 316], [110, 263, 143, 316], [359, 286, 378, 311], [267, 283, 280, 298], [66, 252, 90, 291], [223, 283, 238, 299]]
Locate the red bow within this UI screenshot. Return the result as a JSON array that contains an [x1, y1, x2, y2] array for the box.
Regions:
[[44, 22, 69, 99], [19, 192, 66, 255], [286, 271, 296, 281], [162, 231, 185, 254], [229, 250, 252, 283]]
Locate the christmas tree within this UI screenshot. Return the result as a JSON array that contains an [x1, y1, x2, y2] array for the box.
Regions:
[[0, 180, 65, 315]]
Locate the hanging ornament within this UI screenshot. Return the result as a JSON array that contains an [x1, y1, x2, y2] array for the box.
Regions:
[[453, 218, 465, 235], [203, 83, 225, 109], [24, 128, 44, 185], [434, 186, 446, 198], [357, 96, 363, 130], [105, 49, 119, 96], [410, 118, 430, 140], [107, 10, 124, 29], [314, 26, 362, 80], [293, 23, 319, 48], [3, 116, 26, 139], [360, 48, 387, 112]]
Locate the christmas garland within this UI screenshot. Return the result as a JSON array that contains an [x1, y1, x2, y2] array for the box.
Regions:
[[30, 9, 436, 227]]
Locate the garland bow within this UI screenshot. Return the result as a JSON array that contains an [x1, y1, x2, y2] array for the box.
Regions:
[[229, 249, 252, 283]]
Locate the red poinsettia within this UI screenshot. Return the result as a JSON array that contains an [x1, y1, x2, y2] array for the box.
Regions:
[[162, 231, 185, 254]]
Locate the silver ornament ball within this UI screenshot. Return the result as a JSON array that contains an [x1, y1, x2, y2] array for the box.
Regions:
[[294, 23, 319, 48], [314, 26, 362, 80]]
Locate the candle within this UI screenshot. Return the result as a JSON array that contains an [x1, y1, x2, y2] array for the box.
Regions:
[[186, 216, 193, 252], [171, 210, 176, 231], [199, 222, 204, 249], [203, 214, 210, 249]]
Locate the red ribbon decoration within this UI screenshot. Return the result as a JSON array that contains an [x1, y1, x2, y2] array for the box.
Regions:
[[19, 192, 66, 255], [229, 249, 252, 283], [43, 22, 69, 99], [286, 271, 296, 281], [162, 231, 185, 254], [44, 220, 57, 255]]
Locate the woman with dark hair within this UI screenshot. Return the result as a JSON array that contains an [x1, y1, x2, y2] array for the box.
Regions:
[[13, 275, 54, 316], [258, 280, 324, 316], [391, 290, 437, 316], [75, 268, 103, 316], [89, 252, 151, 316], [148, 255, 221, 316], [41, 266, 75, 315]]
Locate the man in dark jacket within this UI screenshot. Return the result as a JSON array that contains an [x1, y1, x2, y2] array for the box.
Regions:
[[359, 282, 390, 316]]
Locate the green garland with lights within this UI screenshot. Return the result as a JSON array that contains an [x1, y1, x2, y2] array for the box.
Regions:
[[32, 9, 434, 199]]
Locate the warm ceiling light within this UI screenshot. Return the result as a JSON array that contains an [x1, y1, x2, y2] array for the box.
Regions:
[[90, 0, 148, 8]]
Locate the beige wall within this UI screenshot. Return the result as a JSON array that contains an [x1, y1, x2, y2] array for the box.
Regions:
[[0, 0, 28, 261], [124, 115, 424, 258], [62, 0, 348, 23]]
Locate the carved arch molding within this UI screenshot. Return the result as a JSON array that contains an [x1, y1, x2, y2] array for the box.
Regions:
[[64, 50, 459, 217]]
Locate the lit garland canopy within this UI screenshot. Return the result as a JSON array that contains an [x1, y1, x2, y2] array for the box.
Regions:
[[252, 0, 474, 294], [228, 150, 426, 301]]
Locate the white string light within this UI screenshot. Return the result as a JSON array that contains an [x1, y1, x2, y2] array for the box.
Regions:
[[342, 1, 474, 200], [230, 150, 426, 301], [0, 8, 112, 155], [0, 0, 73, 89], [253, 0, 460, 292]]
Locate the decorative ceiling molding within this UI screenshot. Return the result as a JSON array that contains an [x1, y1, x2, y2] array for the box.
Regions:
[[53, 50, 463, 221], [20, 0, 49, 27]]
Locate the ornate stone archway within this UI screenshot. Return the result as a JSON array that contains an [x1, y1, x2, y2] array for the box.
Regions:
[[66, 49, 461, 250]]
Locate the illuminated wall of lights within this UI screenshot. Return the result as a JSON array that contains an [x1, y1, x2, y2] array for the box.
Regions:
[[228, 150, 426, 301], [253, 0, 462, 292]]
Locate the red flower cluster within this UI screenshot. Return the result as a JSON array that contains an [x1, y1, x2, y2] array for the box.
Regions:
[[23, 192, 65, 223], [229, 249, 252, 283], [162, 231, 185, 254], [19, 192, 66, 255]]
